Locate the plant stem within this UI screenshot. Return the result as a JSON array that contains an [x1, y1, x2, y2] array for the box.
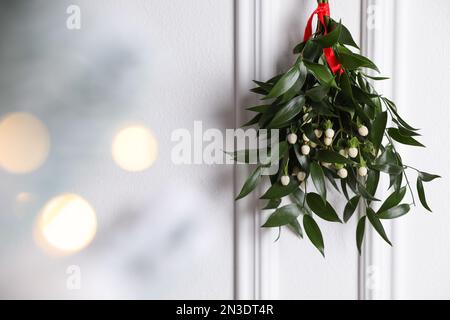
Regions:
[[384, 132, 416, 206]]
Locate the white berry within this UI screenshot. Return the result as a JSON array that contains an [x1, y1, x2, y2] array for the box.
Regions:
[[302, 133, 310, 142], [337, 168, 348, 179], [339, 149, 349, 158], [358, 125, 369, 137], [310, 142, 317, 148], [281, 175, 290, 186], [324, 137, 333, 146], [287, 133, 298, 145], [297, 171, 307, 182], [358, 166, 368, 177], [301, 145, 311, 155], [314, 129, 323, 139], [348, 147, 358, 158], [325, 128, 335, 139]]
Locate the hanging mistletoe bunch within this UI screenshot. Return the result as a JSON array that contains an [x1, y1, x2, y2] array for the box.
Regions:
[[235, 0, 440, 256]]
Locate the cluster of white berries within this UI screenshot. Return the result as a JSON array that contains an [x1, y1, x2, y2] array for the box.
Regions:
[[287, 131, 313, 156], [280, 120, 372, 186], [281, 169, 307, 186], [324, 127, 334, 146]]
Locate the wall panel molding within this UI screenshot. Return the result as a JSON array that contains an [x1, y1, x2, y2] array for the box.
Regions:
[[359, 0, 397, 300], [234, 0, 279, 300]]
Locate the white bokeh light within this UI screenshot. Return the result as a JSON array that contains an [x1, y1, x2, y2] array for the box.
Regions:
[[0, 112, 50, 174], [35, 194, 97, 255], [112, 125, 158, 172]]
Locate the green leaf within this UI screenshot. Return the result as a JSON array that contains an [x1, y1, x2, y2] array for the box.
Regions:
[[356, 216, 366, 255], [310, 162, 327, 203], [313, 21, 342, 48], [250, 87, 267, 95], [341, 180, 350, 201], [339, 72, 354, 99], [398, 126, 421, 137], [293, 41, 306, 54], [258, 103, 279, 128], [417, 178, 432, 212], [418, 171, 441, 182], [306, 85, 330, 102], [378, 186, 407, 213], [383, 98, 420, 131], [337, 51, 380, 72], [303, 215, 325, 257], [323, 168, 340, 193], [242, 113, 262, 127], [291, 187, 306, 205], [288, 219, 303, 238], [260, 179, 299, 200], [262, 198, 282, 210], [366, 207, 392, 246], [371, 111, 388, 151], [246, 105, 270, 113], [366, 170, 380, 200], [294, 145, 310, 172], [362, 74, 389, 81], [291, 188, 313, 215], [265, 65, 300, 99], [352, 86, 379, 110], [316, 150, 353, 165], [346, 168, 359, 195], [334, 21, 359, 48], [387, 128, 424, 147], [262, 204, 302, 227], [344, 196, 360, 223], [252, 80, 272, 93], [375, 145, 397, 166], [268, 95, 306, 129], [236, 166, 262, 200], [370, 164, 404, 176], [302, 41, 323, 62], [358, 183, 380, 202], [378, 204, 410, 220], [306, 193, 342, 223], [303, 61, 337, 88]]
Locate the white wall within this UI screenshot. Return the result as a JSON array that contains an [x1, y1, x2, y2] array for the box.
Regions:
[[0, 0, 448, 300], [391, 0, 450, 300]]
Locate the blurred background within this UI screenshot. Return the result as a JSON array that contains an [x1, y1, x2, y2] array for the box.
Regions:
[[0, 0, 234, 299], [0, 0, 449, 300]]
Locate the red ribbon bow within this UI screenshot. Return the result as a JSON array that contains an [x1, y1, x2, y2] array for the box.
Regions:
[[304, 2, 343, 74]]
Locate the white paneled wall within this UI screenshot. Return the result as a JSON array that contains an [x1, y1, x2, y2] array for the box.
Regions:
[[0, 0, 448, 300], [391, 0, 450, 300]]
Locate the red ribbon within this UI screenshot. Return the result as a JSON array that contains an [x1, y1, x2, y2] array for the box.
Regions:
[[304, 2, 343, 74]]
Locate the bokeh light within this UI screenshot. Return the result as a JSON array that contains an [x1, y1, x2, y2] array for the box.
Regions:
[[0, 112, 50, 174], [35, 194, 97, 255], [112, 125, 158, 172], [16, 192, 34, 204]]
